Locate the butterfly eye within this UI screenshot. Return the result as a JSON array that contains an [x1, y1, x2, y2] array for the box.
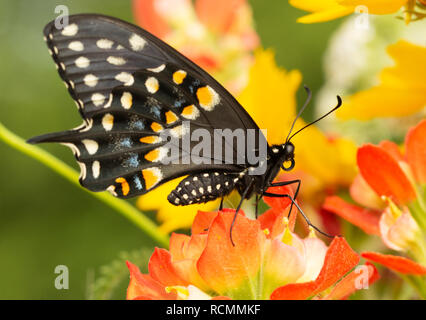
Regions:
[[281, 158, 295, 171]]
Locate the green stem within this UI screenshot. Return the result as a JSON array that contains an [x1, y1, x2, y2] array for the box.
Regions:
[[0, 122, 169, 248], [401, 274, 426, 299]]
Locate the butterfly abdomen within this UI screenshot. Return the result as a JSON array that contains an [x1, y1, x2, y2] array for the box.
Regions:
[[167, 172, 242, 206]]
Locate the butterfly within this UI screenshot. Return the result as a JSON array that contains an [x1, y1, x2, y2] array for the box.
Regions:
[[29, 14, 341, 244]]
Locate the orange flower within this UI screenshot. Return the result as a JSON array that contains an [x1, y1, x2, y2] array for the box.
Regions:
[[132, 0, 259, 93], [127, 187, 378, 300], [323, 120, 426, 285]]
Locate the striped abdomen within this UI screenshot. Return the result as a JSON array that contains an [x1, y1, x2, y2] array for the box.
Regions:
[[167, 171, 241, 206]]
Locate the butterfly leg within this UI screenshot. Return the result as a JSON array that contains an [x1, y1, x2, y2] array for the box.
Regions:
[[230, 179, 255, 246], [268, 179, 301, 218], [254, 194, 263, 219], [219, 196, 224, 211], [262, 191, 335, 238]]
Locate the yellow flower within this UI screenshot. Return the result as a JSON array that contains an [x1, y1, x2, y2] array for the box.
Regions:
[[137, 180, 220, 234], [289, 0, 418, 24], [239, 50, 357, 206], [337, 40, 426, 120], [238, 49, 301, 145]]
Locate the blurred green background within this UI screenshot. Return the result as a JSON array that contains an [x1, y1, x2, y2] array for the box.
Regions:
[[0, 0, 341, 299]]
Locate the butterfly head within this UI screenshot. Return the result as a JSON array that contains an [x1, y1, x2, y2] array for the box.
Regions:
[[280, 142, 295, 171], [270, 142, 295, 171]]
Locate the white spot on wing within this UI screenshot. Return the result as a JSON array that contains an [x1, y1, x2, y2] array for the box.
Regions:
[[102, 113, 114, 131], [120, 92, 132, 109], [82, 139, 99, 155], [75, 56, 90, 68], [96, 39, 114, 49], [145, 77, 159, 93], [147, 64, 166, 73], [84, 74, 98, 87], [107, 185, 117, 196], [107, 56, 126, 66], [92, 161, 100, 179], [68, 41, 84, 51], [115, 72, 134, 86], [61, 24, 78, 36], [129, 34, 146, 51], [91, 93, 105, 106]]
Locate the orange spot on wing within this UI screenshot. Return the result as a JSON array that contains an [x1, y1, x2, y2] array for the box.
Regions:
[[140, 136, 160, 144], [196, 86, 213, 106], [151, 122, 163, 132], [173, 70, 187, 84], [182, 105, 195, 116], [145, 149, 160, 162], [115, 177, 130, 196], [142, 169, 160, 190], [165, 110, 178, 124]]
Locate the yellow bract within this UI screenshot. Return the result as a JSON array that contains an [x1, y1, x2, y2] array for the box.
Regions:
[[239, 49, 357, 201], [136, 179, 219, 234], [289, 0, 409, 23], [238, 49, 301, 145], [338, 40, 426, 120]]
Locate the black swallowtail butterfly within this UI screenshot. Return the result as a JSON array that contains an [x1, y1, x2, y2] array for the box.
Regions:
[[28, 14, 341, 244]]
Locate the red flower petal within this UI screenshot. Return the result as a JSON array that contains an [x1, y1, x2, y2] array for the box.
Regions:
[[178, 48, 221, 72], [195, 0, 245, 33], [132, 0, 170, 38], [148, 248, 189, 286], [357, 144, 416, 204], [319, 208, 342, 236], [379, 141, 404, 162], [191, 210, 220, 235], [262, 185, 296, 233], [323, 196, 381, 235], [362, 252, 426, 275], [258, 208, 280, 235], [169, 233, 190, 260], [270, 237, 359, 300], [126, 261, 176, 300], [405, 119, 426, 184], [264, 185, 293, 212], [323, 262, 380, 300], [197, 211, 265, 298]]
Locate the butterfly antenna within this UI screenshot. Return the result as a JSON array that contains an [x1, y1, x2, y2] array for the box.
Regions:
[[288, 95, 342, 142], [285, 85, 312, 143]]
